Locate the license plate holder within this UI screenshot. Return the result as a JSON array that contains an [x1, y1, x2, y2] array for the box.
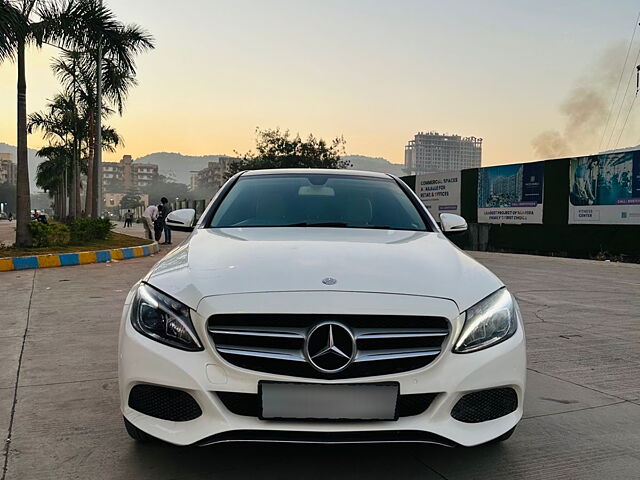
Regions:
[[259, 381, 400, 421]]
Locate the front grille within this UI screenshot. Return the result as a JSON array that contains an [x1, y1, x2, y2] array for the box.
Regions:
[[208, 314, 449, 379], [451, 387, 518, 423], [128, 384, 202, 422], [216, 391, 439, 419]]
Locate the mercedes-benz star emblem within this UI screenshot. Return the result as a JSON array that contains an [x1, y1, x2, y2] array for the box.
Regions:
[[322, 277, 337, 285], [305, 322, 356, 373]]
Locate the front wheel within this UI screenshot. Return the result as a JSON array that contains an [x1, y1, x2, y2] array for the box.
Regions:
[[123, 417, 155, 442]]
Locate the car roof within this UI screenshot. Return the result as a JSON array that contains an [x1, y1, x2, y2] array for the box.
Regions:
[[241, 168, 393, 179]]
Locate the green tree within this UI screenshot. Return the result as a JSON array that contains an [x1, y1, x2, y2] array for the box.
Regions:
[[0, 0, 153, 245], [144, 175, 189, 205], [227, 128, 351, 177], [29, 92, 122, 218], [51, 22, 153, 217], [119, 192, 141, 209]]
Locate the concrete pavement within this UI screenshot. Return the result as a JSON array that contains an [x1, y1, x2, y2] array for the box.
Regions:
[[1, 248, 639, 479]]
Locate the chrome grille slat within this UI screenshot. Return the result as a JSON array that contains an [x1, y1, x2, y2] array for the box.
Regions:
[[208, 314, 450, 379], [216, 345, 306, 362], [209, 326, 305, 339], [354, 347, 442, 362], [355, 328, 448, 339]]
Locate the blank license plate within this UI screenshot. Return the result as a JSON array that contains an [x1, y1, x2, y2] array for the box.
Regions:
[[259, 382, 399, 421]]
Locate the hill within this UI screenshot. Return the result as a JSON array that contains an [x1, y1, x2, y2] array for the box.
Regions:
[[135, 152, 405, 185], [343, 155, 405, 176], [134, 152, 229, 184], [0, 143, 406, 192]]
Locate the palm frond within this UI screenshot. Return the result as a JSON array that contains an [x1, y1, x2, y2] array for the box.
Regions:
[[0, 0, 27, 62]]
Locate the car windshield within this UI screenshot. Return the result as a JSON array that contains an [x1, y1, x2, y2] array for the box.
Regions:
[[209, 173, 430, 231]]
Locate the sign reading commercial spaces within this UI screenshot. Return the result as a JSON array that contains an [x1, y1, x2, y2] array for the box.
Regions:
[[569, 151, 640, 224], [477, 162, 544, 224], [414, 171, 461, 216]]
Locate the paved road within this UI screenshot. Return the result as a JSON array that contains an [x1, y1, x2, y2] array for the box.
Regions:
[[1, 247, 639, 479]]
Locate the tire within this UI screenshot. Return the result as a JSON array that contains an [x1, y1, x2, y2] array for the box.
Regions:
[[487, 426, 516, 444], [123, 416, 155, 442]]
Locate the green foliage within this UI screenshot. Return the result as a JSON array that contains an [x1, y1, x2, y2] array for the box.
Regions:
[[69, 217, 113, 243], [227, 128, 352, 177], [145, 175, 189, 205], [119, 193, 142, 209], [29, 221, 71, 247]]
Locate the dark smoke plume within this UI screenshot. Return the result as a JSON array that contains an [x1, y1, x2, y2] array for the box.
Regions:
[[532, 43, 634, 159]]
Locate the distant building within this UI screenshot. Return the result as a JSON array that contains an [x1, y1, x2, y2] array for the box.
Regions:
[[103, 155, 159, 192], [0, 153, 17, 185], [404, 132, 482, 175], [193, 156, 239, 191]]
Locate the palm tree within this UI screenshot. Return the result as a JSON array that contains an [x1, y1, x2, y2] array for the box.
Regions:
[[1, 0, 32, 246], [35, 145, 70, 218], [43, 6, 154, 217], [29, 92, 122, 218], [0, 0, 154, 245]]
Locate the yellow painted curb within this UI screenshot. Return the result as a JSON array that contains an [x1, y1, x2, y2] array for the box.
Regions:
[[78, 251, 97, 264], [37, 254, 62, 268], [0, 239, 159, 272], [0, 258, 14, 272]]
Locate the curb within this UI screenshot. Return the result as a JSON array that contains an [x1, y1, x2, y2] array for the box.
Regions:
[[0, 241, 160, 272]]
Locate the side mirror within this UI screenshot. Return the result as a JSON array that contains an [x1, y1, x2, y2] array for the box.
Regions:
[[439, 213, 467, 234], [166, 208, 196, 232]]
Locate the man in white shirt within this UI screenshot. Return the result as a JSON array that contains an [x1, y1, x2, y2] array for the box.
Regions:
[[141, 204, 158, 240]]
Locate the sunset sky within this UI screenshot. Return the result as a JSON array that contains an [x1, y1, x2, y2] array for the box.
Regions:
[[1, 0, 639, 166]]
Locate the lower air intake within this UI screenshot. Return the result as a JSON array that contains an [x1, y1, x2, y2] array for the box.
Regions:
[[451, 387, 518, 423], [215, 391, 439, 419], [128, 384, 202, 422]]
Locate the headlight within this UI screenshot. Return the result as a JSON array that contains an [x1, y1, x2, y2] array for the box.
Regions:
[[131, 283, 203, 351], [453, 288, 519, 353]]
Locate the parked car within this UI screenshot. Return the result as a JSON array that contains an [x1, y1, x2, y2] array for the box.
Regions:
[[118, 169, 526, 447]]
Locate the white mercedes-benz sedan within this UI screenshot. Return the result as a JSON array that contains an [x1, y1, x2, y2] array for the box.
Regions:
[[118, 169, 526, 447]]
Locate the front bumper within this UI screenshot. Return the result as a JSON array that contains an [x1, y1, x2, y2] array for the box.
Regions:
[[118, 290, 526, 447]]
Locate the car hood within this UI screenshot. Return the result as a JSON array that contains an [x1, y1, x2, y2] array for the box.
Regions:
[[145, 228, 503, 312]]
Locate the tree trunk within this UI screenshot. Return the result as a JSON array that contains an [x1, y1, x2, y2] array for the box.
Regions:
[[68, 162, 75, 220], [60, 167, 67, 219], [15, 39, 32, 247], [75, 159, 81, 218], [85, 112, 94, 217]]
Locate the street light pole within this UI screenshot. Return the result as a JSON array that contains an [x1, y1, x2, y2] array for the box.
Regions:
[[95, 0, 103, 217]]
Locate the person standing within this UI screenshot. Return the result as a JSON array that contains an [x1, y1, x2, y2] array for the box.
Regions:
[[154, 203, 164, 242], [141, 204, 158, 240], [160, 197, 173, 245], [125, 209, 133, 227]]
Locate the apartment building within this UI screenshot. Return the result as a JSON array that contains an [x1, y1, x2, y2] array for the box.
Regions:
[[193, 156, 239, 191], [0, 153, 17, 185], [404, 132, 482, 175], [103, 155, 159, 192]]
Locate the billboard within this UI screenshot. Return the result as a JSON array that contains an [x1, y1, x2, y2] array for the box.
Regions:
[[569, 151, 640, 224], [477, 162, 544, 224], [415, 171, 461, 216]]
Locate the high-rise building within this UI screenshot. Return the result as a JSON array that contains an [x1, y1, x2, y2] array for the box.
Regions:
[[103, 155, 159, 192], [0, 153, 17, 185], [404, 132, 482, 175]]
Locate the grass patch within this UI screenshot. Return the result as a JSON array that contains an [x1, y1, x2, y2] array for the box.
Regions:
[[0, 232, 154, 258]]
